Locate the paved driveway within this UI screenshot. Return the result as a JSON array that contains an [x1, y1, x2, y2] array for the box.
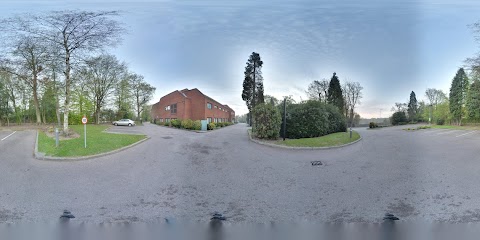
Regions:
[[1, 124, 480, 223]]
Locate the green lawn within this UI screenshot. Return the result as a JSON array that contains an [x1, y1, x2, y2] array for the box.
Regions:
[[430, 125, 480, 130], [273, 131, 360, 147], [38, 125, 146, 157]]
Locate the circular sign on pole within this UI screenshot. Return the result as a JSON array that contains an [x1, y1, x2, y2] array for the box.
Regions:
[[82, 116, 88, 124]]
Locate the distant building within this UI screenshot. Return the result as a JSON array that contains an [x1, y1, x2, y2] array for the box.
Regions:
[[151, 88, 235, 123]]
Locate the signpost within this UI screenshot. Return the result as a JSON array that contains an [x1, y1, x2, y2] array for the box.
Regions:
[[82, 116, 88, 148]]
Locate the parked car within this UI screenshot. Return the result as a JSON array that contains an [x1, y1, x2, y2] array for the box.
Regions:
[[112, 119, 135, 126]]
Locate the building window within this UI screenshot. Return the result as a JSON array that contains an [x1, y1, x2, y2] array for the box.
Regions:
[[166, 118, 170, 123], [207, 117, 212, 123], [165, 106, 170, 111], [219, 107, 222, 110], [171, 104, 177, 114], [160, 118, 163, 122], [207, 103, 212, 109], [214, 105, 218, 109]]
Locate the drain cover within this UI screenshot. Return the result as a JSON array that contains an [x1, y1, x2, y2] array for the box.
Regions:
[[162, 136, 172, 139], [311, 161, 322, 166]]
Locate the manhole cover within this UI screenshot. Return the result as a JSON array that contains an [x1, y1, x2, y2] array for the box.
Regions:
[[311, 161, 323, 166], [162, 136, 173, 139]]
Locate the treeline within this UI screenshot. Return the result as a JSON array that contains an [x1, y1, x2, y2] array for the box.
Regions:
[[0, 10, 155, 132], [241, 52, 363, 139], [390, 21, 480, 126], [392, 68, 480, 126]]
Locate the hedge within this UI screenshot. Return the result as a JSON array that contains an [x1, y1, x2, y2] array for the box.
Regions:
[[282, 100, 346, 139], [252, 103, 282, 139]]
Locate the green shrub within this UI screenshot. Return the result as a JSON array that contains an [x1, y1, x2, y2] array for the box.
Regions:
[[193, 120, 202, 130], [171, 119, 181, 128], [208, 122, 216, 130], [436, 119, 445, 125], [218, 122, 225, 127], [282, 100, 346, 139], [252, 103, 282, 139], [164, 121, 170, 126], [68, 113, 82, 125], [181, 119, 194, 129], [369, 122, 378, 129], [391, 111, 408, 125]]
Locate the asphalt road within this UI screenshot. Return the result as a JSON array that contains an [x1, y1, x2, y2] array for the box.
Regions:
[[1, 123, 480, 223]]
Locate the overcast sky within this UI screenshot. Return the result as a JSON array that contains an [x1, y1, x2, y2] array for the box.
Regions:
[[3, 0, 480, 117]]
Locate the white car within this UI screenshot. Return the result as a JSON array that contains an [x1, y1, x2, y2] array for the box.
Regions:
[[112, 119, 135, 126]]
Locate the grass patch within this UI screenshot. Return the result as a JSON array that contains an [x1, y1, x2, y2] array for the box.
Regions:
[[38, 125, 146, 157], [272, 131, 360, 147], [430, 125, 480, 130]]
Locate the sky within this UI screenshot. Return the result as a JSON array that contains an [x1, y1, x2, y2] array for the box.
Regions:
[[2, 0, 480, 118]]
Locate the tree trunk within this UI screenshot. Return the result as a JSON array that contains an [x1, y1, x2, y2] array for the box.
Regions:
[[350, 108, 354, 128], [32, 74, 42, 125], [63, 51, 71, 134], [54, 76, 61, 127], [95, 100, 102, 124]]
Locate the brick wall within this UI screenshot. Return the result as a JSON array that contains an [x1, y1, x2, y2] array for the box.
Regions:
[[185, 89, 206, 120], [151, 88, 235, 122], [156, 91, 186, 121]]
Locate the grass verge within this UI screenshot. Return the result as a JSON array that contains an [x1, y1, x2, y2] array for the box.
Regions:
[[253, 131, 360, 148], [38, 125, 146, 157], [430, 125, 480, 130]]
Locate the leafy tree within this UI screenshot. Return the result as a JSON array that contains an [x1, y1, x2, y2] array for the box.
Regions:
[[130, 73, 156, 120], [392, 102, 407, 113], [435, 100, 450, 124], [391, 111, 407, 125], [466, 80, 480, 120], [82, 54, 127, 124], [425, 88, 446, 123], [327, 72, 344, 113], [417, 101, 427, 122], [241, 52, 264, 125], [252, 103, 282, 139], [407, 91, 418, 122], [264, 95, 279, 106], [306, 79, 329, 102], [39, 79, 57, 123], [449, 68, 469, 125], [9, 10, 126, 132]]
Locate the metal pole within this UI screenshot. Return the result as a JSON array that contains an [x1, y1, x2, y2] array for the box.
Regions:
[[84, 123, 87, 148], [283, 98, 287, 141]]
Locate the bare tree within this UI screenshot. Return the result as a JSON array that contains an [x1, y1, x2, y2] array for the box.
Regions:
[[391, 102, 407, 112], [130, 73, 155, 120], [344, 81, 363, 129], [82, 54, 127, 124], [0, 20, 50, 124], [8, 11, 126, 132], [306, 79, 329, 102]]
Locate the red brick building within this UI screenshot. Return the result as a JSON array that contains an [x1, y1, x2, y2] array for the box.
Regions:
[[151, 88, 235, 123]]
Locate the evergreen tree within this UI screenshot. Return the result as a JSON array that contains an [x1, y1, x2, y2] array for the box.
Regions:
[[326, 72, 344, 113], [407, 91, 418, 121], [241, 52, 264, 125], [466, 80, 480, 120], [449, 68, 469, 125]]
